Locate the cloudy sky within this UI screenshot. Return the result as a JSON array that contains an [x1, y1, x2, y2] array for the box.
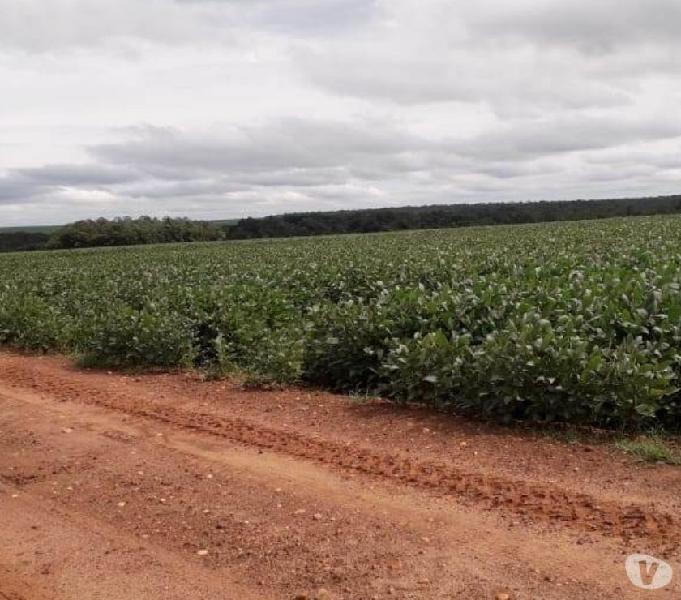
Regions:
[[1, 0, 680, 225]]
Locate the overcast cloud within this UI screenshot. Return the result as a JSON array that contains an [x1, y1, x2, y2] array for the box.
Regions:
[[1, 0, 680, 226]]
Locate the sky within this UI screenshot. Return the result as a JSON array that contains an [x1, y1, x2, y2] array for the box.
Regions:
[[1, 0, 680, 226]]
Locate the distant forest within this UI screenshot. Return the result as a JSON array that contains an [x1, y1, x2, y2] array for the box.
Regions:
[[0, 231, 52, 253], [0, 217, 224, 252], [226, 195, 681, 239], [2, 194, 681, 252]]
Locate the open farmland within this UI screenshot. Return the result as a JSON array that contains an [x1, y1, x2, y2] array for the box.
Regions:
[[3, 215, 681, 428], [3, 216, 681, 599]]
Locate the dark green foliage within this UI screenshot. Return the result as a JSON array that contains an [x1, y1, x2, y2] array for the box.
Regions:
[[0, 231, 50, 252], [4, 215, 681, 428], [225, 195, 681, 240], [0, 294, 67, 351], [5, 193, 681, 253], [46, 216, 225, 250], [78, 301, 197, 368]]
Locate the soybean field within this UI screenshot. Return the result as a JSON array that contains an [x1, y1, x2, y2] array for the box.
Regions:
[[3, 215, 681, 428]]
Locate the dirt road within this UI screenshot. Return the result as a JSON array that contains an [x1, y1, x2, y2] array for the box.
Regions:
[[0, 352, 680, 599]]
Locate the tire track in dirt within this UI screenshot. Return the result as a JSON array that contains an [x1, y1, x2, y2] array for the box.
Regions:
[[0, 567, 48, 600], [0, 485, 271, 600], [4, 387, 639, 600], [2, 357, 678, 555]]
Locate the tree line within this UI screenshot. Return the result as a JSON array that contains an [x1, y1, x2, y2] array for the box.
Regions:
[[44, 216, 224, 249], [0, 231, 51, 252], [0, 216, 225, 252], [225, 195, 681, 239], [2, 194, 681, 252]]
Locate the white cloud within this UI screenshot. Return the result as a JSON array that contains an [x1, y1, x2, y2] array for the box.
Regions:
[[0, 0, 680, 226]]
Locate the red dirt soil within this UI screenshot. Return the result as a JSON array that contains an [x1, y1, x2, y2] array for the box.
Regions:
[[0, 351, 680, 599]]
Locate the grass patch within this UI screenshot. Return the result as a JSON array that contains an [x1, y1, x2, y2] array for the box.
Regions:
[[542, 427, 589, 445], [615, 436, 681, 465], [347, 390, 383, 405]]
